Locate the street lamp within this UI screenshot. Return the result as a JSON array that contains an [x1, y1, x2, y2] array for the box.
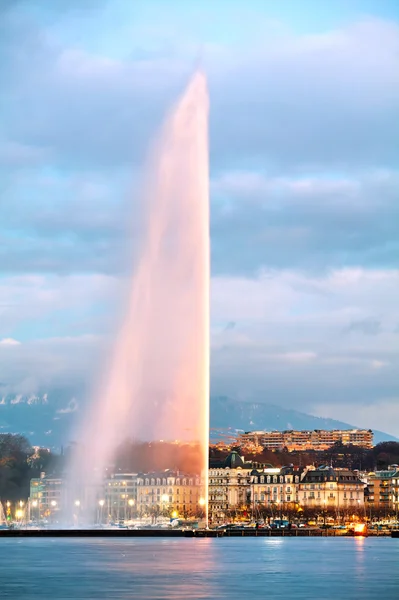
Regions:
[[74, 500, 80, 507]]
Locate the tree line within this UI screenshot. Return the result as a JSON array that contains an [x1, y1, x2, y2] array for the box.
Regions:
[[210, 441, 399, 472]]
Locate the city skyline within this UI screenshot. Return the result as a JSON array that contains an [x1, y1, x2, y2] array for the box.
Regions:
[[1, 0, 399, 436]]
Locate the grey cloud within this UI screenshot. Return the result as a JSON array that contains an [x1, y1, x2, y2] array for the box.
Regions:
[[210, 172, 399, 275], [2, 168, 398, 275], [344, 318, 382, 336], [1, 16, 398, 172], [1, 13, 398, 276]]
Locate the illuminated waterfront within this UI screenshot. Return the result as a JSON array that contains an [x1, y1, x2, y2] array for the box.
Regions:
[[1, 537, 398, 599]]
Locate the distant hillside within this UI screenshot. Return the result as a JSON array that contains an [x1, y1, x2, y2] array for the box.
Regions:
[[0, 389, 396, 448], [210, 396, 397, 446]]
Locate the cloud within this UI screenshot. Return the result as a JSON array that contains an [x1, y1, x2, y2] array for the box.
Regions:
[[0, 268, 397, 428], [1, 15, 398, 172], [57, 397, 79, 414], [0, 13, 398, 276], [0, 338, 21, 346], [211, 170, 399, 274], [344, 318, 382, 336]]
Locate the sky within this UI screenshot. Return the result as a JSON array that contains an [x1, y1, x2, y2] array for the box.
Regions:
[[1, 0, 398, 435]]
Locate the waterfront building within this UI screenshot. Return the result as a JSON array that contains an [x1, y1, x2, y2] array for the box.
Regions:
[[297, 466, 365, 512], [364, 466, 399, 515], [29, 473, 63, 520], [238, 429, 373, 452], [136, 470, 204, 519], [249, 465, 304, 509], [208, 451, 264, 522], [392, 471, 399, 518], [104, 472, 138, 521]]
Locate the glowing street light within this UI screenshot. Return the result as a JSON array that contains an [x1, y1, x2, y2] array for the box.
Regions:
[[128, 499, 134, 507], [98, 499, 105, 525], [15, 509, 23, 519], [199, 498, 206, 506], [32, 500, 38, 508], [75, 500, 81, 507], [51, 500, 57, 508]]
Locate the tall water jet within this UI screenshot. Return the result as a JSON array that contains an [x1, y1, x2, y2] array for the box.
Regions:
[[68, 71, 210, 524]]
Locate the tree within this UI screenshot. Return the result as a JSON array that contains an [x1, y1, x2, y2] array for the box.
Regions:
[[0, 434, 34, 503]]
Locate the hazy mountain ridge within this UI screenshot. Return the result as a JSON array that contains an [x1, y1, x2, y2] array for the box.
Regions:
[[0, 390, 396, 448]]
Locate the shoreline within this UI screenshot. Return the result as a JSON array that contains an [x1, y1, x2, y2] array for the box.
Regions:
[[0, 528, 395, 538]]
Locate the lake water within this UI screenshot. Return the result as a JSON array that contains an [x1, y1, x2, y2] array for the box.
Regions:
[[0, 537, 398, 599]]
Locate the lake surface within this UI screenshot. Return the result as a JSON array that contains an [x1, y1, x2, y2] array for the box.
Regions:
[[0, 537, 398, 599]]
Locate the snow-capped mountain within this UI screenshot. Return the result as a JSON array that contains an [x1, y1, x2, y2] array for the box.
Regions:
[[0, 388, 396, 448]]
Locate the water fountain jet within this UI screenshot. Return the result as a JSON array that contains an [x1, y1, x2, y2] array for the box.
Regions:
[[68, 71, 210, 526]]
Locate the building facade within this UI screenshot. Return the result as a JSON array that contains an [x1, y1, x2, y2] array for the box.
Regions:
[[365, 467, 399, 515], [135, 471, 204, 518], [250, 466, 303, 508], [209, 452, 266, 522], [298, 466, 365, 512], [239, 429, 373, 452], [29, 474, 63, 520], [104, 472, 138, 521]]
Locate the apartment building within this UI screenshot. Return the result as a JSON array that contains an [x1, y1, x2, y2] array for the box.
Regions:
[[135, 470, 204, 518], [298, 466, 365, 511], [250, 466, 303, 507], [29, 474, 63, 519], [208, 451, 257, 522], [365, 467, 399, 514], [104, 472, 138, 521], [239, 429, 373, 452]]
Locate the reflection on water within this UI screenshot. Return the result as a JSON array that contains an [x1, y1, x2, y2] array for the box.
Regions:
[[0, 538, 398, 599]]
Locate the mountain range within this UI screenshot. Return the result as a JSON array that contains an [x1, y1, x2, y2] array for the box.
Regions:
[[0, 389, 396, 448]]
